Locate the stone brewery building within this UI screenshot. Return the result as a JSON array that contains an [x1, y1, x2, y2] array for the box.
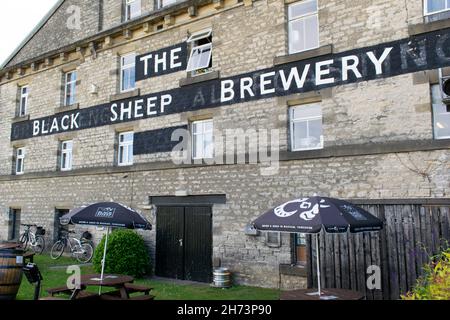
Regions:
[[0, 0, 449, 299]]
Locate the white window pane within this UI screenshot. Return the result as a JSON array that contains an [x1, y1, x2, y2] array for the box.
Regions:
[[203, 133, 214, 158], [308, 119, 323, 145], [187, 44, 212, 72], [293, 122, 308, 150], [119, 146, 125, 164], [292, 104, 321, 119], [204, 121, 213, 132], [433, 103, 450, 138], [193, 134, 203, 158], [162, 0, 177, 7], [427, 0, 446, 13], [123, 132, 134, 142], [289, 19, 305, 54], [303, 15, 319, 50], [122, 67, 136, 91], [192, 122, 200, 134], [289, 0, 317, 19], [187, 29, 212, 43], [122, 54, 135, 66], [448, 0, 450, 8]]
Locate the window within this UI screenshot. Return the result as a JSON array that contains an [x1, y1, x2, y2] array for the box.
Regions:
[[186, 29, 213, 75], [290, 104, 324, 151], [125, 0, 141, 21], [265, 232, 281, 248], [120, 53, 136, 92], [432, 84, 450, 139], [424, 0, 450, 21], [192, 119, 214, 159], [288, 0, 319, 54], [157, 0, 177, 8], [15, 148, 25, 175], [18, 86, 28, 117], [118, 131, 134, 166], [295, 234, 307, 265], [60, 140, 73, 171], [64, 71, 77, 106], [424, 0, 450, 15]]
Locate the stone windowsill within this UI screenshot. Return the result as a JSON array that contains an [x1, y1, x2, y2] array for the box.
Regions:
[[54, 103, 80, 114], [11, 115, 30, 123], [408, 18, 450, 36], [273, 45, 333, 66], [109, 89, 141, 102], [279, 264, 307, 277], [179, 71, 220, 87]]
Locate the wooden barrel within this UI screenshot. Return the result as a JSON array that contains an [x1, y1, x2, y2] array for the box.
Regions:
[[212, 268, 232, 288], [0, 243, 24, 300]]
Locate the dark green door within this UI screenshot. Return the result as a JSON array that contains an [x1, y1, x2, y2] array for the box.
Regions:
[[156, 206, 212, 283]]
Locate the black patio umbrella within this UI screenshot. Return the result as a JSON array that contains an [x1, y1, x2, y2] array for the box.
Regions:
[[252, 196, 383, 298], [61, 202, 152, 293]]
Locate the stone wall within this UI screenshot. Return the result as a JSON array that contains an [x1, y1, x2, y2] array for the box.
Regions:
[[0, 0, 448, 288]]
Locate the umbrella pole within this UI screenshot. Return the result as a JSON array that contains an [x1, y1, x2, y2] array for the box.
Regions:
[[99, 227, 110, 295], [316, 233, 321, 298]]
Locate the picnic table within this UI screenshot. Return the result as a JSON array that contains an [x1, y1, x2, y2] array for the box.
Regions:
[[76, 274, 135, 299], [280, 288, 365, 300], [46, 274, 154, 300]]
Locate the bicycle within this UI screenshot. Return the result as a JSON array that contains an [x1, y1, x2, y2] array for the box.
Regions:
[[19, 224, 46, 254], [50, 230, 94, 263]]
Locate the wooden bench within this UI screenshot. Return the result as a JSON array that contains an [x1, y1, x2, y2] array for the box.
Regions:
[[124, 283, 153, 295], [47, 286, 74, 297], [100, 294, 155, 301]]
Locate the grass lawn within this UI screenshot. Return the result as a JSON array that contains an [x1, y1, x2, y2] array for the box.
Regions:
[[17, 255, 280, 300]]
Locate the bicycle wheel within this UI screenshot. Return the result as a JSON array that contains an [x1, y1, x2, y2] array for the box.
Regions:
[[76, 243, 94, 264], [32, 236, 45, 254], [19, 233, 28, 250], [50, 240, 65, 259]]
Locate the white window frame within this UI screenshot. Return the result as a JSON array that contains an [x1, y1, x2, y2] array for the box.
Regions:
[[290, 104, 324, 151], [15, 148, 25, 175], [158, 0, 177, 8], [192, 119, 214, 160], [431, 84, 450, 140], [125, 0, 141, 21], [60, 140, 73, 171], [118, 131, 134, 166], [424, 0, 450, 16], [120, 53, 136, 93], [19, 86, 28, 117], [64, 71, 77, 107], [186, 29, 213, 74], [288, 0, 320, 55]]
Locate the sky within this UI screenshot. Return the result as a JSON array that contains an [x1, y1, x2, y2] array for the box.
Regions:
[[0, 0, 60, 67]]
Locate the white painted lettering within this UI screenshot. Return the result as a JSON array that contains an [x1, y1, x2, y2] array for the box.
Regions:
[[240, 77, 254, 99], [260, 72, 276, 95], [367, 47, 393, 75], [221, 80, 235, 103], [315, 59, 335, 85], [341, 55, 362, 81]]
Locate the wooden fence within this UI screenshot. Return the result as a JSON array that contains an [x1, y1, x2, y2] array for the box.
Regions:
[[306, 204, 450, 300]]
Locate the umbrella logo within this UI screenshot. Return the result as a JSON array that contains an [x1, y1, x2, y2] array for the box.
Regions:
[[274, 198, 330, 221], [95, 207, 116, 219]]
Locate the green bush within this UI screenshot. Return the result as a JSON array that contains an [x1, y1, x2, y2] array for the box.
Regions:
[[402, 247, 450, 300], [93, 229, 151, 278]]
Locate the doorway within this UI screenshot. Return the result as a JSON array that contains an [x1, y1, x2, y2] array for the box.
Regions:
[[8, 209, 21, 241], [155, 206, 212, 283], [54, 209, 70, 242]]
